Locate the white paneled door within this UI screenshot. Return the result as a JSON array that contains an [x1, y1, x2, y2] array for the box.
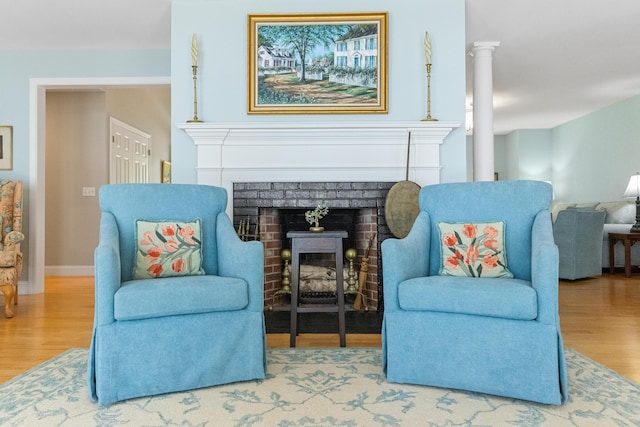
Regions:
[[109, 117, 151, 183]]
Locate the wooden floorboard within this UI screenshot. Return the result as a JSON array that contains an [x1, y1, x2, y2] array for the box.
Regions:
[[0, 273, 638, 384]]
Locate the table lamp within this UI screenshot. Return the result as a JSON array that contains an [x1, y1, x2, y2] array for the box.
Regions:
[[623, 172, 640, 233]]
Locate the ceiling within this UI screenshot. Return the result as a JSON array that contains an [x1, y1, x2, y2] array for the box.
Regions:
[[3, 0, 639, 135]]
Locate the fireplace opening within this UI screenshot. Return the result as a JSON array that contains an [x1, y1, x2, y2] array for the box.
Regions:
[[281, 209, 357, 303], [233, 181, 395, 312]]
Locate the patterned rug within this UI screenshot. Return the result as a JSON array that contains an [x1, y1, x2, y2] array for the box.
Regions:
[[0, 348, 638, 426]]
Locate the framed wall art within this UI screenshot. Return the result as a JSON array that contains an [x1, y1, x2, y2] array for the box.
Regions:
[[161, 161, 172, 183], [0, 126, 13, 170], [248, 11, 388, 115]]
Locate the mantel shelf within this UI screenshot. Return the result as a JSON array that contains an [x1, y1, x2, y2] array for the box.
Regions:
[[179, 120, 460, 207], [177, 121, 461, 146], [177, 120, 461, 130]]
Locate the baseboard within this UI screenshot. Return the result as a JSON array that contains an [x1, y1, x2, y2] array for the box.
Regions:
[[44, 266, 94, 276]]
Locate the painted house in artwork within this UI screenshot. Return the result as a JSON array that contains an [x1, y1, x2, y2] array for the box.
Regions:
[[257, 45, 295, 70], [334, 25, 378, 69]]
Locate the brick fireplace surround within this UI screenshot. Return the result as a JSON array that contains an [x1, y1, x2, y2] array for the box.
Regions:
[[234, 181, 394, 310], [178, 120, 459, 311]]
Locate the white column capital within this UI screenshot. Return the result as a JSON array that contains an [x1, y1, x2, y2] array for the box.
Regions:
[[467, 41, 501, 57]]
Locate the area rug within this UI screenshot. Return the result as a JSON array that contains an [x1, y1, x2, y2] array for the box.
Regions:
[[0, 348, 638, 426]]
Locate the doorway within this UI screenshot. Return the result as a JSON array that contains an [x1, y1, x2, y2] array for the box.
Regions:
[[29, 77, 171, 294]]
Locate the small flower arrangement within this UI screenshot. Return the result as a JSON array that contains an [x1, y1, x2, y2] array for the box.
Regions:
[[305, 201, 329, 230]]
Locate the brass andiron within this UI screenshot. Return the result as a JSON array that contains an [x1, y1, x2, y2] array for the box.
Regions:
[[278, 249, 292, 295], [187, 65, 203, 123], [423, 63, 438, 122], [345, 248, 358, 294]]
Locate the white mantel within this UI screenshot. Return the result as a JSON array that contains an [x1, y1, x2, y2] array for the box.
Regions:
[[178, 121, 460, 207]]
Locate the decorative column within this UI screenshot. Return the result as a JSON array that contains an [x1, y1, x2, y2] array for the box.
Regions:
[[469, 42, 500, 182]]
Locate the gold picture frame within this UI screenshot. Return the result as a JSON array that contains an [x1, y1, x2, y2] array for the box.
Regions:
[[161, 161, 172, 183], [0, 126, 13, 170], [248, 11, 388, 115]]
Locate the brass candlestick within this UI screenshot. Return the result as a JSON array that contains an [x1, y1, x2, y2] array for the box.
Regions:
[[422, 63, 438, 122], [187, 65, 202, 123]]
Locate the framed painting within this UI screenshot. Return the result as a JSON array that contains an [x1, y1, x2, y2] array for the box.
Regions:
[[0, 126, 13, 170], [161, 161, 172, 183], [248, 12, 388, 115]]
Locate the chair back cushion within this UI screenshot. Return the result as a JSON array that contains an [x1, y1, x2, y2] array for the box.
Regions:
[[0, 180, 22, 241], [421, 180, 552, 281], [99, 184, 227, 282]]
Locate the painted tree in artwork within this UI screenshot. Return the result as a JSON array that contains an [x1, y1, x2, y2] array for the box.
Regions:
[[260, 24, 349, 83]]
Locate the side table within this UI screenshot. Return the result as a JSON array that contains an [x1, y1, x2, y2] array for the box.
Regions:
[[287, 230, 347, 347], [608, 232, 640, 277]]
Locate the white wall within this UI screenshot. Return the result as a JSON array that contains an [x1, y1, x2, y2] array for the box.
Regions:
[[170, 0, 467, 184], [44, 87, 171, 275]]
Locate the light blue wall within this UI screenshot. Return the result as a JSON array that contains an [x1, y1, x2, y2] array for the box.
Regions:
[[504, 129, 552, 182], [494, 134, 507, 180], [0, 49, 170, 185], [551, 95, 640, 203], [170, 0, 467, 184], [497, 95, 640, 203], [0, 49, 170, 280]]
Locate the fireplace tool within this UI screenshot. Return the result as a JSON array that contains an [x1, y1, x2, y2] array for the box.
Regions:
[[384, 131, 421, 238], [354, 232, 376, 311]]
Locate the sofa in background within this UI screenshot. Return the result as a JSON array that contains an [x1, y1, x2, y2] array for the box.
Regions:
[[552, 208, 606, 280], [551, 201, 638, 269]]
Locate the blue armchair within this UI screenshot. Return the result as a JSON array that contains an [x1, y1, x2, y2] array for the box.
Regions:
[[381, 180, 567, 405], [88, 184, 266, 406]]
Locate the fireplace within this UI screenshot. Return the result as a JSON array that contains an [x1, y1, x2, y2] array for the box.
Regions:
[[178, 121, 458, 310], [233, 181, 393, 311]]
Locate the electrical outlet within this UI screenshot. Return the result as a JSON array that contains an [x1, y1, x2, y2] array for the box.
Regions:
[[82, 187, 96, 197]]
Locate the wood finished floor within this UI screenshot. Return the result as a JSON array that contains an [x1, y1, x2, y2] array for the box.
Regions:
[[0, 273, 638, 384]]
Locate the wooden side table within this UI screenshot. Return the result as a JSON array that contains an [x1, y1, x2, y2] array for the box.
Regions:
[[608, 232, 640, 277], [287, 230, 347, 347]]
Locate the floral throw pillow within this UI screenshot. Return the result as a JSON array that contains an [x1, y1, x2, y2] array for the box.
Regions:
[[438, 221, 513, 278], [133, 219, 204, 279]]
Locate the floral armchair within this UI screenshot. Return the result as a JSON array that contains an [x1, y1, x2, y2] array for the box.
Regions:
[[0, 180, 24, 318]]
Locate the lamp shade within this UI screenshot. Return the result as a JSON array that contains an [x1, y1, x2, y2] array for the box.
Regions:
[[623, 172, 640, 198]]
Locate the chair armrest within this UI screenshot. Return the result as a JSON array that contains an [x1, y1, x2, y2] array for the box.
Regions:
[[531, 210, 560, 325], [93, 212, 122, 326], [216, 212, 264, 312], [3, 230, 24, 250], [381, 212, 431, 311]]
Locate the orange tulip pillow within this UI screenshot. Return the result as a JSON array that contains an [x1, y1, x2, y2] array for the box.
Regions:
[[437, 221, 513, 278], [133, 219, 205, 279]]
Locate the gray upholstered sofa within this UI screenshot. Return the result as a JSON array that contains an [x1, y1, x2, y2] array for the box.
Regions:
[[551, 201, 638, 270]]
